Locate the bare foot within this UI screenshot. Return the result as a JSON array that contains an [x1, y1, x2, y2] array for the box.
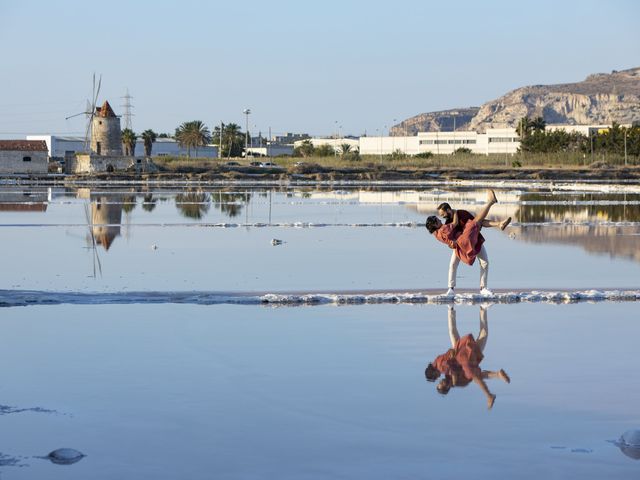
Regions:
[[499, 369, 511, 384], [500, 217, 512, 230], [487, 189, 498, 204], [487, 394, 496, 409]]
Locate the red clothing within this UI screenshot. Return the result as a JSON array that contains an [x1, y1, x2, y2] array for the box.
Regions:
[[446, 210, 485, 243], [434, 220, 484, 266], [432, 334, 484, 382]]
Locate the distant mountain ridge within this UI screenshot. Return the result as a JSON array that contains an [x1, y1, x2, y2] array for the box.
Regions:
[[391, 67, 640, 135]]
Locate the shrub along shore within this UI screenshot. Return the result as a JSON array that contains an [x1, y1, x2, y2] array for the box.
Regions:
[[50, 153, 640, 183]]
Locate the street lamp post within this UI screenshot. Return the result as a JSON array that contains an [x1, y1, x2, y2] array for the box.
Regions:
[[451, 111, 459, 155], [624, 129, 628, 166], [243, 108, 251, 157], [334, 120, 338, 157], [392, 118, 397, 154]]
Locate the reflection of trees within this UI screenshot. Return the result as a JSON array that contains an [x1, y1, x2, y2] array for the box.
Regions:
[[142, 193, 157, 212], [121, 195, 137, 213], [511, 225, 640, 263], [176, 191, 210, 219], [212, 191, 251, 218], [516, 193, 640, 223]]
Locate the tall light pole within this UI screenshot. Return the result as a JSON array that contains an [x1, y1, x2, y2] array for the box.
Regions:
[[392, 118, 397, 154], [451, 111, 459, 155], [624, 128, 628, 166], [334, 120, 338, 157], [243, 108, 251, 157]]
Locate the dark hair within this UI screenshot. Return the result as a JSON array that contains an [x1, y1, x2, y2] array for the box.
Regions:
[[437, 377, 451, 395], [425, 216, 440, 234], [437, 202, 451, 212], [425, 363, 440, 381]]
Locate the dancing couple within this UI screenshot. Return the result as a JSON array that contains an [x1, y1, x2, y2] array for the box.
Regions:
[[425, 189, 511, 296]]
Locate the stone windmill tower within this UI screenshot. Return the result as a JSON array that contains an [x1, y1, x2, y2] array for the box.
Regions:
[[90, 101, 123, 156]]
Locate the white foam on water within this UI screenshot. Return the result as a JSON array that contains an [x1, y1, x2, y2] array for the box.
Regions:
[[1, 289, 638, 308]]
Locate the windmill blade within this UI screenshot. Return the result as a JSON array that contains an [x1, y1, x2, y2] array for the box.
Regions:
[[94, 75, 102, 107]]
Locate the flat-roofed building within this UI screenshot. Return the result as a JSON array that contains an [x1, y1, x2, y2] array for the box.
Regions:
[[293, 137, 360, 154]]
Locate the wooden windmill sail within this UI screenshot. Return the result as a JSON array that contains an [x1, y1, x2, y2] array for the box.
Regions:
[[65, 73, 102, 152]]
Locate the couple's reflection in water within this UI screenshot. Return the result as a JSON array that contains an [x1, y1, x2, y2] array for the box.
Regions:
[[425, 305, 510, 409]]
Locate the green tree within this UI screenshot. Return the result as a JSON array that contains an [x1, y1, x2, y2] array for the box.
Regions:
[[515, 117, 532, 138], [141, 129, 157, 156], [531, 116, 547, 132], [121, 128, 137, 156], [315, 144, 335, 157], [212, 123, 245, 158], [175, 121, 212, 157], [293, 139, 315, 157]]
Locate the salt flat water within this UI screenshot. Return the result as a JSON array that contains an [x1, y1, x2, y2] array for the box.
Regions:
[[1, 183, 639, 479]]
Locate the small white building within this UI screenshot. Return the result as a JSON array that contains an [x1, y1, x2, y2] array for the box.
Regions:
[[0, 140, 49, 174]]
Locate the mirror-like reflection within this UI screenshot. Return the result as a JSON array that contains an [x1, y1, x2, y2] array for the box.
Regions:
[[425, 306, 510, 409], [175, 190, 210, 219], [1, 184, 639, 292], [90, 195, 123, 251]]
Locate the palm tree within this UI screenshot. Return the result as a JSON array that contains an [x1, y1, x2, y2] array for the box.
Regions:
[[175, 191, 210, 219], [175, 121, 212, 158], [295, 139, 314, 158], [224, 123, 244, 159], [141, 129, 157, 156], [121, 128, 137, 156], [531, 116, 547, 133], [142, 193, 157, 212], [340, 143, 352, 156], [515, 117, 532, 138]]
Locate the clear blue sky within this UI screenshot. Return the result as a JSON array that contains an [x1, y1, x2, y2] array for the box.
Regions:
[[0, 0, 638, 138]]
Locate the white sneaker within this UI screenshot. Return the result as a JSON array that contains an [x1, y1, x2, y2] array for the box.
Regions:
[[445, 288, 455, 296], [479, 288, 494, 296]]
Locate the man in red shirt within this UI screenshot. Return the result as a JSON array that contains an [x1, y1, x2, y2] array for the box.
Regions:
[[437, 201, 511, 296]]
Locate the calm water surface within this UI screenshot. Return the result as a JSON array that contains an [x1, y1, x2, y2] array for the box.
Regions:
[[0, 184, 638, 478]]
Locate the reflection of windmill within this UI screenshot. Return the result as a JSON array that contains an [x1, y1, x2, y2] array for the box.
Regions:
[[65, 73, 102, 152], [84, 201, 102, 278]]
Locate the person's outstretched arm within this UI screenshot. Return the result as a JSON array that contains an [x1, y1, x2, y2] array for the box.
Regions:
[[451, 209, 459, 228]]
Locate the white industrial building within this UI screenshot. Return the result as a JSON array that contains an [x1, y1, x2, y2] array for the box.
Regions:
[[246, 144, 294, 157], [293, 137, 360, 154], [360, 128, 520, 156], [27, 135, 218, 159]]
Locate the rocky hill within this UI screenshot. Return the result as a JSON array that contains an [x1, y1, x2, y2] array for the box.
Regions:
[[390, 108, 479, 136], [392, 67, 640, 134]]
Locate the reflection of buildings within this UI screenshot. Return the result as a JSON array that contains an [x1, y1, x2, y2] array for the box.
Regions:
[[510, 225, 640, 263], [0, 188, 49, 212], [307, 190, 519, 219], [91, 196, 123, 250]]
